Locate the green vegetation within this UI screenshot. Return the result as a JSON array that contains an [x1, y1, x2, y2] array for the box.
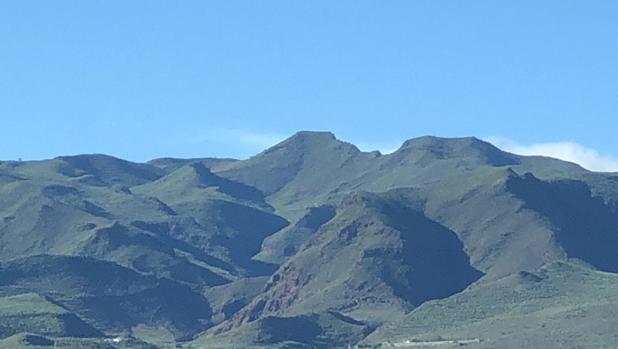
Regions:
[[363, 261, 618, 348], [1, 132, 618, 348], [0, 293, 100, 339]]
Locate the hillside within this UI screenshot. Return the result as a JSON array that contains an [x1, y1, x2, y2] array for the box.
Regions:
[[1, 131, 617, 348], [362, 261, 618, 349]]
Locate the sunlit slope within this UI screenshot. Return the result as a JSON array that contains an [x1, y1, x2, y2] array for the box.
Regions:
[[1, 132, 618, 348], [363, 261, 618, 349]]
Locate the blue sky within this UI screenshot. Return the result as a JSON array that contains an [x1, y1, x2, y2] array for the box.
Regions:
[[1, 1, 617, 170]]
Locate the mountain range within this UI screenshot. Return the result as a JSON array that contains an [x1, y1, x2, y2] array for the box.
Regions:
[[1, 131, 617, 348]]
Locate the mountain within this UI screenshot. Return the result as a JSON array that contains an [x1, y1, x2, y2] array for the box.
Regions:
[[221, 191, 482, 331], [134, 161, 268, 209], [133, 162, 288, 275], [254, 205, 336, 265], [216, 131, 382, 219], [362, 261, 618, 349], [0, 255, 213, 340], [26, 154, 164, 187], [147, 157, 238, 175], [0, 293, 101, 339], [1, 131, 618, 348]]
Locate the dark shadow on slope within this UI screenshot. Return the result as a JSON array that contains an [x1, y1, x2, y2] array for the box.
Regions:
[[57, 313, 105, 338], [377, 201, 484, 306], [256, 205, 336, 264], [279, 205, 336, 257], [131, 220, 236, 274], [0, 312, 102, 339], [147, 157, 239, 174], [253, 311, 371, 348], [20, 334, 55, 346], [0, 255, 214, 340], [257, 315, 322, 344], [507, 173, 618, 273], [227, 193, 484, 331], [56, 154, 163, 186], [0, 172, 28, 185], [207, 200, 289, 275], [42, 185, 111, 218], [82, 222, 230, 286], [187, 162, 266, 203], [78, 279, 213, 340]]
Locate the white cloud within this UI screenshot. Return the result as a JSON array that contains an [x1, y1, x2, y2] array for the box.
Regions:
[[218, 129, 288, 149], [193, 129, 406, 156], [486, 136, 618, 172], [193, 128, 288, 150]]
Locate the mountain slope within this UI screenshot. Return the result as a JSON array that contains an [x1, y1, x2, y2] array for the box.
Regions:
[[254, 205, 336, 265], [2, 132, 618, 349], [0, 293, 101, 339], [0, 155, 163, 187], [134, 162, 266, 206], [191, 311, 372, 349], [362, 261, 618, 348], [214, 133, 616, 223], [147, 157, 238, 175], [213, 191, 482, 335], [0, 255, 213, 340], [222, 134, 618, 279]]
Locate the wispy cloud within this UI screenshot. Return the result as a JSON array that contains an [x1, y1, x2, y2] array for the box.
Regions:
[[216, 129, 288, 149], [192, 129, 406, 156], [486, 136, 618, 172], [193, 128, 288, 150]]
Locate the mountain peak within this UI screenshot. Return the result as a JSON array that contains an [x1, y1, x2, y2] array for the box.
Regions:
[[268, 131, 342, 151], [399, 136, 489, 150], [220, 131, 365, 196], [290, 130, 337, 140], [53, 154, 163, 186], [395, 136, 519, 166]]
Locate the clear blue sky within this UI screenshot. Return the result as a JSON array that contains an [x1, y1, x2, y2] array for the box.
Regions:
[[1, 1, 617, 164]]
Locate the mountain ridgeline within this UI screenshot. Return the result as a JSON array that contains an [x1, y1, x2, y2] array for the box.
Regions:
[[1, 131, 617, 348]]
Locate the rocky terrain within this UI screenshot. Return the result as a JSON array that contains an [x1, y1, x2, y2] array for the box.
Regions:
[[1, 131, 617, 348]]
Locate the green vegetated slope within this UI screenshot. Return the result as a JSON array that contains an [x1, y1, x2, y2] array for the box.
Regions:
[[225, 191, 483, 328], [190, 311, 372, 349], [254, 205, 336, 265], [195, 132, 618, 348], [147, 157, 239, 175], [0, 255, 212, 339], [0, 154, 289, 347], [0, 333, 157, 349], [362, 261, 618, 349], [132, 162, 288, 276], [0, 293, 100, 339], [0, 131, 617, 349]]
